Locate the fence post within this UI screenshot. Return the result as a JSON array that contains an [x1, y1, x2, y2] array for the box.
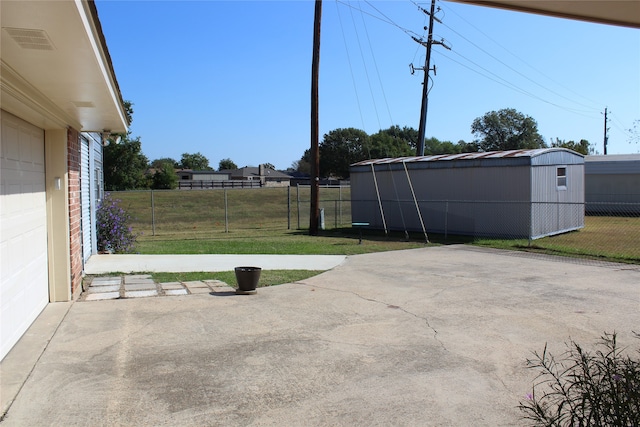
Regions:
[[296, 183, 301, 229], [224, 189, 229, 233], [528, 200, 533, 247], [339, 185, 343, 226], [287, 186, 291, 230], [335, 199, 338, 229], [151, 189, 156, 236]]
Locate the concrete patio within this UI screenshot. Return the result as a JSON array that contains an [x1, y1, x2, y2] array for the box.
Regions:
[[1, 245, 638, 426]]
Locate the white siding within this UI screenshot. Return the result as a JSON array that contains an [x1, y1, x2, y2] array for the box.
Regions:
[[81, 136, 91, 262]]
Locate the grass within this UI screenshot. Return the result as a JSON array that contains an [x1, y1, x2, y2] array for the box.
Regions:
[[473, 216, 640, 264], [111, 187, 353, 236], [109, 189, 640, 265], [84, 270, 325, 290], [136, 228, 427, 255], [150, 270, 324, 288]]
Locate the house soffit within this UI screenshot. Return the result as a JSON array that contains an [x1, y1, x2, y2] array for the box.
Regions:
[[447, 0, 640, 29], [1, 0, 127, 132]]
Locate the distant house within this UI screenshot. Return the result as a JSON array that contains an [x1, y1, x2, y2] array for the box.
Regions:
[[177, 170, 231, 182], [585, 154, 640, 215], [221, 165, 292, 187]]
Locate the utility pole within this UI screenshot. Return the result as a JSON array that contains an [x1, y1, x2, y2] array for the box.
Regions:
[[411, 0, 450, 156], [603, 107, 609, 155], [310, 0, 322, 235]]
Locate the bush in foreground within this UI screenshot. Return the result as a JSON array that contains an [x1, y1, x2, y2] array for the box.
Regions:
[[519, 332, 639, 426], [96, 193, 138, 253]]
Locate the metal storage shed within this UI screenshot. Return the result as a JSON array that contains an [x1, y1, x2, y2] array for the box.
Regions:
[[350, 148, 584, 240], [584, 154, 640, 215]]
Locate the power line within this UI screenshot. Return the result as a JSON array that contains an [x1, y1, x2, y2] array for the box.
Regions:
[[335, 0, 367, 131], [434, 16, 601, 113], [359, 2, 396, 128], [347, 0, 382, 131], [432, 49, 601, 119], [438, 1, 603, 111]]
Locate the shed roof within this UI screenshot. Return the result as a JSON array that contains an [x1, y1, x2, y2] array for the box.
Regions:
[[351, 148, 583, 170]]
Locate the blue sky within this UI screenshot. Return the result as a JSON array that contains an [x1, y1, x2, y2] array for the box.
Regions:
[[96, 0, 640, 170]]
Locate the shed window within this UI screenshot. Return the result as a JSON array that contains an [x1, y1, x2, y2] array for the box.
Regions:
[[557, 167, 567, 189]]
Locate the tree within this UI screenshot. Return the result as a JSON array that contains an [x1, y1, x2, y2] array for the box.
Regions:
[[319, 128, 369, 179], [292, 154, 311, 175], [179, 152, 211, 170], [471, 108, 545, 151], [550, 138, 593, 155], [150, 157, 177, 169], [262, 162, 276, 170], [422, 137, 469, 155], [103, 100, 150, 191], [379, 125, 418, 151], [457, 139, 480, 153], [104, 135, 149, 190], [218, 158, 237, 171], [151, 162, 178, 189], [365, 126, 417, 159]]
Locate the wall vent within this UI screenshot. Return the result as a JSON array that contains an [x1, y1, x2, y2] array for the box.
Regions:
[[3, 27, 55, 51], [72, 101, 96, 108]]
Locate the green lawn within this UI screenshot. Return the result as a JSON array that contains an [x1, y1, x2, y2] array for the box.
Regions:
[[150, 270, 324, 288], [109, 189, 639, 265], [474, 215, 640, 264]]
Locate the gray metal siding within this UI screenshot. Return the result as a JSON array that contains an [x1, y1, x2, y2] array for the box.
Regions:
[[351, 149, 585, 239], [585, 156, 640, 214], [585, 155, 640, 174], [585, 173, 640, 214]]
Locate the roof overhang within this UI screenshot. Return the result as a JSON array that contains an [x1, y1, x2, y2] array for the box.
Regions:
[[446, 0, 640, 29], [1, 0, 128, 132]]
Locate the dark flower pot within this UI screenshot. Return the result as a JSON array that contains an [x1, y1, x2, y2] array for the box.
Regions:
[[234, 266, 261, 292]]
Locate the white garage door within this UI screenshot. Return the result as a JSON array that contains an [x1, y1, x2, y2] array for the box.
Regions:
[[1, 110, 49, 361]]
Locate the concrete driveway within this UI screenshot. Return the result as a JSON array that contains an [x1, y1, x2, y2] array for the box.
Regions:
[[1, 245, 638, 426]]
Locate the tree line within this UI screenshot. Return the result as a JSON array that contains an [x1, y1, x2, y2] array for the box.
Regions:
[[104, 104, 595, 190], [104, 139, 246, 191], [295, 108, 594, 179]]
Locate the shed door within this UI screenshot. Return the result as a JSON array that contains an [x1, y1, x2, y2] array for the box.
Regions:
[[81, 136, 91, 263], [0, 111, 49, 361]]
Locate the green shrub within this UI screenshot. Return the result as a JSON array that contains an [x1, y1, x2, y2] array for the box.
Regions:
[[519, 332, 640, 426]]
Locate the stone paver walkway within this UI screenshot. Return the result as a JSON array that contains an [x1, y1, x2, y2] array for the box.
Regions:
[[82, 275, 235, 301]]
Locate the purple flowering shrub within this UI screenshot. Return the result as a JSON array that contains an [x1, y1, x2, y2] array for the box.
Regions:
[[96, 193, 138, 253], [519, 332, 640, 426]]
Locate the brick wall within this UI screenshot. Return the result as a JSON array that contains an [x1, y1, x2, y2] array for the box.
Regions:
[[67, 127, 83, 296]]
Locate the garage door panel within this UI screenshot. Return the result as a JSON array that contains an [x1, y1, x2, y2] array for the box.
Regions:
[[0, 275, 47, 359], [1, 111, 48, 361], [1, 121, 19, 160]]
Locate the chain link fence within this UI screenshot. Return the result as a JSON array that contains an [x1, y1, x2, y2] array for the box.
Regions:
[[109, 185, 352, 236], [109, 188, 639, 264]]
